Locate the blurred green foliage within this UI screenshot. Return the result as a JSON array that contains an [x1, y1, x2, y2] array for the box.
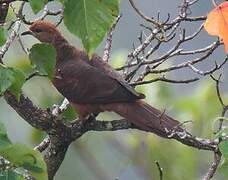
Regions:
[[0, 121, 47, 179], [0, 144, 48, 179], [0, 64, 25, 99]]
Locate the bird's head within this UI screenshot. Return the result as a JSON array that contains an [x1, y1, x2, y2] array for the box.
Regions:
[[22, 20, 61, 44]]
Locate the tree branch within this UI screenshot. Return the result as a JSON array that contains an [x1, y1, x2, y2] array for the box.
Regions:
[[103, 15, 121, 62], [203, 151, 222, 180]]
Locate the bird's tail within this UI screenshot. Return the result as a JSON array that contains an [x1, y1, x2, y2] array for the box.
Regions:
[[101, 100, 183, 138]]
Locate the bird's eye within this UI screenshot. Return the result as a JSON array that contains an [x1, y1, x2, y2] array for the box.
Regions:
[[34, 28, 42, 33]]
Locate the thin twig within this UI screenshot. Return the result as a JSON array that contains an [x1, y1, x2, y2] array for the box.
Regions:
[[0, 20, 21, 61], [155, 161, 163, 180], [128, 0, 160, 26], [52, 98, 70, 116], [103, 15, 122, 62], [130, 76, 199, 86], [211, 74, 228, 133], [34, 136, 50, 152]]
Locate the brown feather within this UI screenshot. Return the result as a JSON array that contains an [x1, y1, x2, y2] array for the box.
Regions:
[[100, 100, 181, 137]]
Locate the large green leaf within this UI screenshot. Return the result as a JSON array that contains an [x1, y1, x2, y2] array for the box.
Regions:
[[29, 43, 56, 79], [63, 0, 119, 55], [0, 144, 48, 180], [0, 121, 12, 150], [0, 122, 46, 179], [29, 0, 48, 14], [0, 64, 25, 97], [0, 64, 25, 99], [0, 26, 6, 46]]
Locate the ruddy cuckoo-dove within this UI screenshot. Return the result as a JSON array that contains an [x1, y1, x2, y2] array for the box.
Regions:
[[22, 21, 183, 138]]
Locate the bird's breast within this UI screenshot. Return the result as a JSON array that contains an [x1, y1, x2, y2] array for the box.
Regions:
[[52, 64, 90, 104]]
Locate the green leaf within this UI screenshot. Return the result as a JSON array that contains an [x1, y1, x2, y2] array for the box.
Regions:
[[0, 144, 48, 180], [64, 0, 119, 55], [0, 64, 25, 99], [219, 140, 228, 159], [0, 64, 16, 95], [0, 121, 12, 150], [29, 43, 56, 79], [0, 26, 6, 46], [9, 69, 26, 100], [29, 0, 48, 14]]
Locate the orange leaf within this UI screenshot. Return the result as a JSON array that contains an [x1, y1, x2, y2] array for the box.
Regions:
[[204, 2, 228, 53]]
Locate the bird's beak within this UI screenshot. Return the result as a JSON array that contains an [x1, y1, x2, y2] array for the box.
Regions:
[[21, 30, 33, 36]]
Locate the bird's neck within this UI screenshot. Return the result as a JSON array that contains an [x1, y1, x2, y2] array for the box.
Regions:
[[52, 34, 75, 65]]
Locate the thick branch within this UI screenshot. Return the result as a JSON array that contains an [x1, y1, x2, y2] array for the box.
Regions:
[[44, 134, 71, 180], [70, 118, 217, 151], [4, 91, 53, 131]]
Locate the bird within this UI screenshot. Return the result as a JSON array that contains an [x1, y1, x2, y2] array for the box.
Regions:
[[21, 20, 183, 138]]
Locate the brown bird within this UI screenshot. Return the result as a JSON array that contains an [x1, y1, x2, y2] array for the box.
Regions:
[[22, 21, 183, 138]]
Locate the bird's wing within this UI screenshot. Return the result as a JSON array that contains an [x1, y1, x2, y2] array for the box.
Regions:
[[89, 54, 145, 99], [53, 58, 144, 104]]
